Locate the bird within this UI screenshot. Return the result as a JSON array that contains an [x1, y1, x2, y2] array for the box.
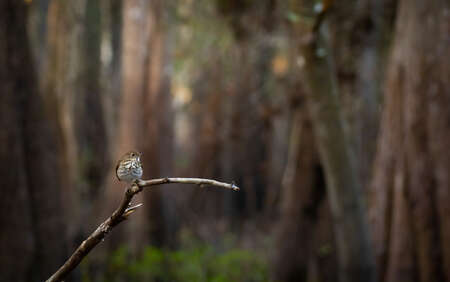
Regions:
[[115, 151, 143, 183]]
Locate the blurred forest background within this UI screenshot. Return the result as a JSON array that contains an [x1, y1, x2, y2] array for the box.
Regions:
[[1, 0, 449, 281]]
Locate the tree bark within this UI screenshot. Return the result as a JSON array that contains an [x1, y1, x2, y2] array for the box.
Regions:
[[45, 0, 108, 244], [327, 0, 396, 188], [370, 0, 450, 281], [143, 0, 176, 245], [0, 1, 67, 280], [293, 3, 377, 280], [104, 0, 174, 250], [104, 0, 153, 250], [0, 3, 35, 279], [73, 0, 109, 199], [272, 109, 335, 282]]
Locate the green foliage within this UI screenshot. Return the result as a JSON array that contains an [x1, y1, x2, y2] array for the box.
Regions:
[[93, 238, 268, 282], [210, 249, 267, 282]]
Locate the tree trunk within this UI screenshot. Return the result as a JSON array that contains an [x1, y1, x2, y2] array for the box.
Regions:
[[272, 109, 335, 282], [104, 0, 153, 250], [45, 0, 109, 245], [0, 3, 35, 279], [0, 1, 67, 280], [73, 0, 109, 200], [101, 0, 123, 142], [143, 0, 175, 246], [292, 2, 377, 280], [370, 0, 450, 281], [327, 0, 396, 188], [104, 0, 173, 250]]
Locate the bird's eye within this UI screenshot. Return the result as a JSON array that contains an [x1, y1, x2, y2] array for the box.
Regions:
[[130, 152, 135, 157]]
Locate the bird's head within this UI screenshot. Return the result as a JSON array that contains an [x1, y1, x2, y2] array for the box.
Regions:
[[122, 150, 141, 162]]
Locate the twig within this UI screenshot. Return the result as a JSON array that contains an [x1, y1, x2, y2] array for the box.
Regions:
[[46, 177, 239, 282], [137, 177, 240, 191]]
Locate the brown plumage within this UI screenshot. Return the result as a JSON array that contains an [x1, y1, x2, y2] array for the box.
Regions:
[[115, 151, 143, 183]]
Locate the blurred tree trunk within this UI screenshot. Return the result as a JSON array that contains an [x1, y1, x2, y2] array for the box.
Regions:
[[215, 0, 278, 220], [0, 3, 35, 280], [186, 61, 226, 227], [104, 0, 152, 249], [219, 43, 270, 219], [101, 0, 123, 148], [45, 1, 80, 241], [219, 46, 246, 218], [45, 0, 108, 244], [370, 0, 450, 281], [301, 34, 376, 282], [143, 0, 176, 246], [327, 0, 396, 188], [73, 0, 109, 200], [28, 0, 50, 80], [273, 0, 395, 280], [0, 1, 67, 281], [292, 2, 377, 282], [104, 0, 173, 250], [235, 44, 268, 217], [287, 0, 395, 281], [272, 108, 336, 282]]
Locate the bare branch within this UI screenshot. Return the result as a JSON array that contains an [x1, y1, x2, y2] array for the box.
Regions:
[[46, 177, 239, 282], [138, 177, 240, 191]]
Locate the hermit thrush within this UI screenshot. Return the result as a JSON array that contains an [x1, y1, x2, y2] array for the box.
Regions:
[[115, 151, 143, 183]]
